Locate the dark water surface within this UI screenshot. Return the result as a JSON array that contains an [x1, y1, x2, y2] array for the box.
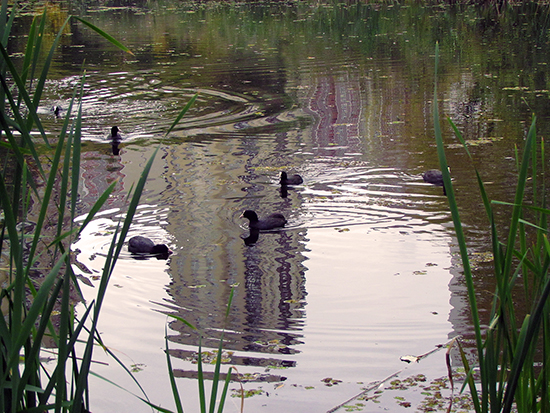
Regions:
[[11, 1, 550, 411]]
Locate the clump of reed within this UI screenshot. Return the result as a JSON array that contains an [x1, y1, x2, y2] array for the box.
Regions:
[[0, 4, 155, 412], [0, 2, 223, 411], [160, 289, 235, 413], [434, 42, 550, 413]]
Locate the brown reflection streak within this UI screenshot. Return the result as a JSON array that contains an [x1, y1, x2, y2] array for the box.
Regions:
[[303, 74, 363, 156], [79, 148, 126, 212]]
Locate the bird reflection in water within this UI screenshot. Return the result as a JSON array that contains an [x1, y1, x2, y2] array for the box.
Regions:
[[242, 228, 260, 245]]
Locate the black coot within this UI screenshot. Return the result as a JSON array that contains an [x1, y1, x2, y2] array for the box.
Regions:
[[280, 171, 303, 186], [128, 236, 172, 256], [51, 106, 62, 117], [241, 210, 287, 230], [111, 126, 122, 141], [423, 169, 446, 195], [110, 126, 122, 155]]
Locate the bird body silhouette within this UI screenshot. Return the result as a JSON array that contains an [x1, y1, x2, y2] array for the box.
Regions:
[[423, 169, 447, 195], [128, 236, 171, 256], [241, 210, 287, 230], [280, 171, 303, 186], [110, 126, 122, 142]]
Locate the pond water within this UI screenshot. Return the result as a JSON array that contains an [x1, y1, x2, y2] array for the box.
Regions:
[[10, 1, 550, 412]]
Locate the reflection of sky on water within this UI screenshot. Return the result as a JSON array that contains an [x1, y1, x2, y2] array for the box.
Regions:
[[71, 116, 456, 413], [65, 62, 462, 412]]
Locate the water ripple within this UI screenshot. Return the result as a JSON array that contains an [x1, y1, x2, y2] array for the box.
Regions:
[[41, 71, 304, 143]]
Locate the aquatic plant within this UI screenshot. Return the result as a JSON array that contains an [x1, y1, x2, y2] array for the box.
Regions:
[[159, 289, 234, 413], [433, 42, 550, 413], [0, 3, 154, 412]]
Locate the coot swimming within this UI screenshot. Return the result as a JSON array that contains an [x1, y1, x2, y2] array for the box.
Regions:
[[128, 236, 172, 256], [110, 126, 122, 141], [241, 210, 287, 230], [423, 169, 447, 195], [280, 171, 303, 186]]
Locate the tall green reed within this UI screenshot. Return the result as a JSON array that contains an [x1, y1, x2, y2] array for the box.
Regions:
[[433, 42, 550, 413], [0, 3, 155, 412], [156, 289, 234, 413]]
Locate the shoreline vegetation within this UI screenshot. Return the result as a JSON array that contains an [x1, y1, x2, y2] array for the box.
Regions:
[[1, 1, 223, 411], [434, 42, 549, 413], [0, 2, 153, 410]]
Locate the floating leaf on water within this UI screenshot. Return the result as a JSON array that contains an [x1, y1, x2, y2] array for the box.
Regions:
[[77, 276, 94, 287], [471, 251, 493, 263], [321, 377, 342, 386], [266, 363, 290, 370], [502, 86, 529, 91], [231, 388, 265, 398], [187, 284, 206, 289], [400, 355, 419, 363], [238, 372, 260, 382], [343, 403, 364, 412], [130, 363, 146, 373], [447, 136, 503, 149]]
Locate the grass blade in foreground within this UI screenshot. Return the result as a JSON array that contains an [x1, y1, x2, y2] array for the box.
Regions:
[[434, 42, 550, 413], [162, 289, 235, 413], [166, 93, 198, 136], [432, 43, 485, 412], [0, 6, 160, 411]]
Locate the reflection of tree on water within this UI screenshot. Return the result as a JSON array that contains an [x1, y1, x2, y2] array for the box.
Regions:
[[78, 146, 126, 213], [167, 228, 307, 381], [241, 230, 306, 355], [160, 120, 308, 379]]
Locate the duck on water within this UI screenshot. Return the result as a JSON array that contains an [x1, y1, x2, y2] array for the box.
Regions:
[[241, 210, 287, 231], [422, 168, 449, 196], [128, 236, 172, 259]]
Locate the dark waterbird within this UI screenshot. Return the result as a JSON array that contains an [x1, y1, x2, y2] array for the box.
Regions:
[[128, 236, 172, 258], [280, 171, 303, 186], [110, 126, 122, 155], [110, 126, 122, 141], [422, 169, 446, 195], [241, 210, 287, 231], [51, 106, 62, 117]]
